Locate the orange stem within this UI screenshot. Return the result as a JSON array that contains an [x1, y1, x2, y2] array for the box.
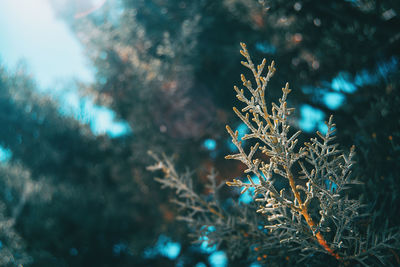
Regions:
[[285, 167, 341, 260]]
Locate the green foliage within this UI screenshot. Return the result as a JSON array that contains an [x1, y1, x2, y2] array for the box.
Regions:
[[148, 152, 266, 261], [150, 44, 400, 266], [0, 201, 32, 266], [0, 0, 399, 265], [225, 44, 399, 265]]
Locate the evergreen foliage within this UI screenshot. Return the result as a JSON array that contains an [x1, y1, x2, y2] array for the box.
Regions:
[[0, 0, 399, 266], [150, 44, 400, 266]]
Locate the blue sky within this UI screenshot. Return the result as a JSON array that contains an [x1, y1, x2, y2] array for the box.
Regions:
[[0, 0, 93, 88], [0, 0, 130, 137]]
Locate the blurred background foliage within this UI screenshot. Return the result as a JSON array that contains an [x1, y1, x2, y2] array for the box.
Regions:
[[0, 0, 399, 266]]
